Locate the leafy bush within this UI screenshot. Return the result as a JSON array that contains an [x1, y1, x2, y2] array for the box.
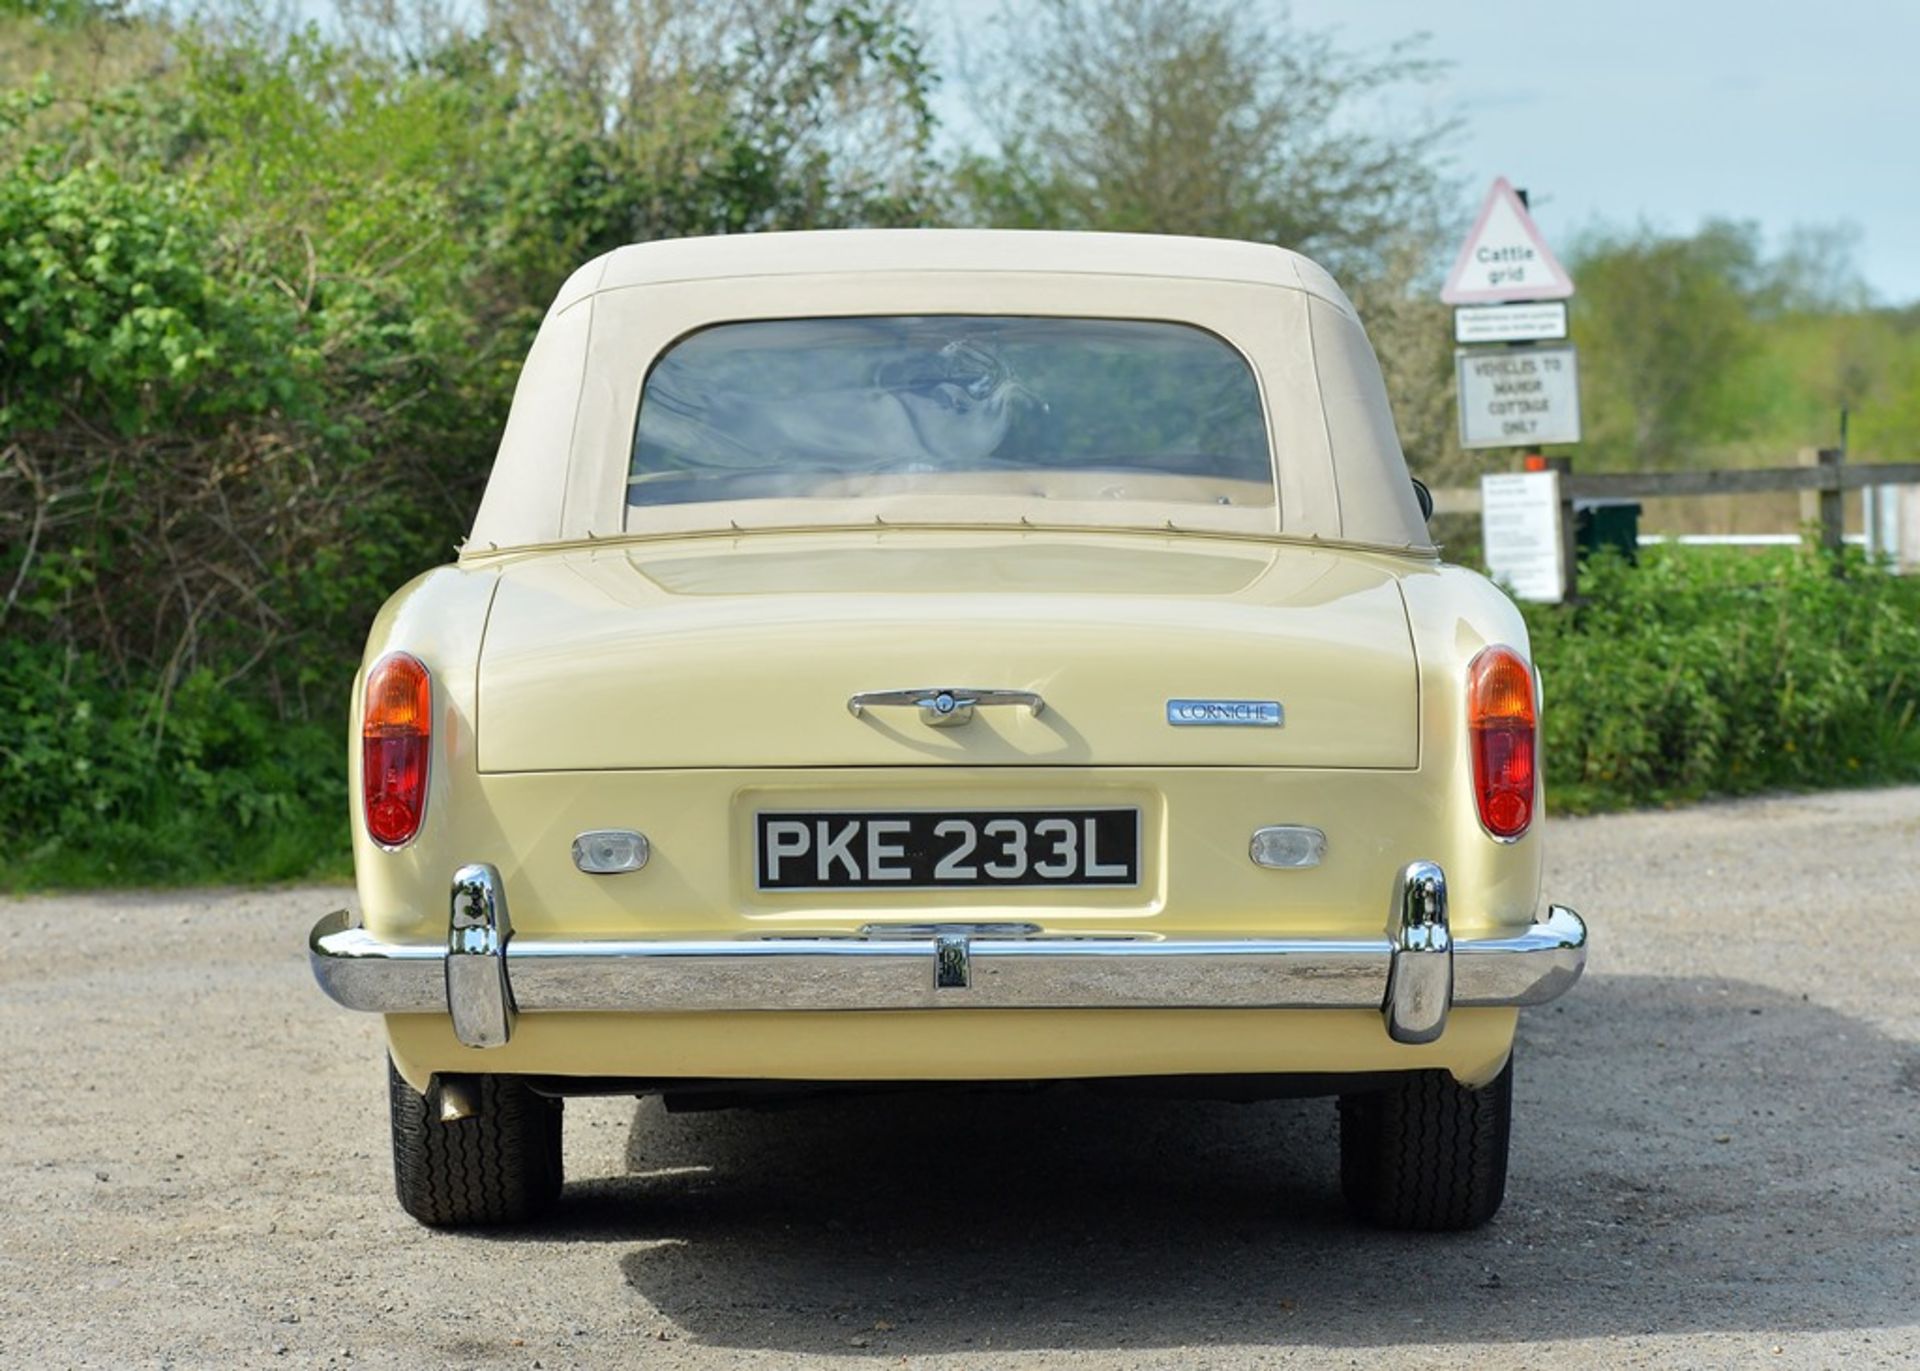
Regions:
[[0, 640, 347, 886], [1527, 546, 1920, 812], [0, 5, 939, 889]]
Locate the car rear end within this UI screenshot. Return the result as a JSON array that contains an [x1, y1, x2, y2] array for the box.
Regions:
[[333, 530, 1566, 1085], [309, 230, 1586, 1230]]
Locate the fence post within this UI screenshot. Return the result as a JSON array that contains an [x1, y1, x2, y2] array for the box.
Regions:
[[1800, 446, 1846, 554], [1543, 455, 1578, 601], [1819, 447, 1846, 555]]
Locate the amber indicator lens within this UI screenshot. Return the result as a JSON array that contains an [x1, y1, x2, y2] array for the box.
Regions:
[[1467, 645, 1536, 840], [363, 652, 431, 847]]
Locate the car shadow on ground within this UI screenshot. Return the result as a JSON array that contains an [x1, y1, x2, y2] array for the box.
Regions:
[[507, 974, 1919, 1355]]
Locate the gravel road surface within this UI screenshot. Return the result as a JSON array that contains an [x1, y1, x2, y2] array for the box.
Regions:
[[5, 789, 1918, 1369]]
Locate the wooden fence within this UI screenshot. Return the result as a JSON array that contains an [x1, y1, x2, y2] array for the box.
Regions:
[[1433, 448, 1920, 600]]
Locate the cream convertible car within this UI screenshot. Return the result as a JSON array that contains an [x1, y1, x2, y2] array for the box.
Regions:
[[311, 230, 1587, 1232]]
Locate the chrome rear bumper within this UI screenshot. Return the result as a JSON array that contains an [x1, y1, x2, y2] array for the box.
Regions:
[[310, 861, 1587, 1050]]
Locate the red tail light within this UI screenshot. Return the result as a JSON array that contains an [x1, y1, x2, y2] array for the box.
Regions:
[[363, 652, 431, 848], [1468, 646, 1536, 841]]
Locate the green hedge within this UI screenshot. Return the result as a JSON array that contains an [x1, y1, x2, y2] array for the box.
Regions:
[[1527, 546, 1920, 812], [0, 641, 348, 887]]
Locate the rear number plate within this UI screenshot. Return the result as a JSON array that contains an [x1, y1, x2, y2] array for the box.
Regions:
[[756, 808, 1140, 890]]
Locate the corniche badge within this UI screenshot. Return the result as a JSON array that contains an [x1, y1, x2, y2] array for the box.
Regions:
[[1166, 699, 1284, 727]]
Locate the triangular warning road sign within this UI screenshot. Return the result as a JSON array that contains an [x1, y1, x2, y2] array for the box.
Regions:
[[1440, 177, 1575, 304]]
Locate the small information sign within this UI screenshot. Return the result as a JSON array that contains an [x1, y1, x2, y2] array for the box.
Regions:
[[1480, 471, 1566, 603], [1454, 301, 1569, 344], [1456, 345, 1582, 449]]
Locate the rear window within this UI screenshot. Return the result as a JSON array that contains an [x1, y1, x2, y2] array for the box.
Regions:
[[627, 316, 1273, 528]]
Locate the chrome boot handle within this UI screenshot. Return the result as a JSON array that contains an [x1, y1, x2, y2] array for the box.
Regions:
[[847, 687, 1046, 728]]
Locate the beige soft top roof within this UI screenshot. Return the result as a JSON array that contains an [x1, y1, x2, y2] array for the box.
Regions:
[[468, 229, 1432, 556], [547, 229, 1364, 318]]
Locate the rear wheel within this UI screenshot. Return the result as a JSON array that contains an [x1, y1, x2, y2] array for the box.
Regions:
[[1337, 1057, 1512, 1231], [388, 1058, 563, 1227]]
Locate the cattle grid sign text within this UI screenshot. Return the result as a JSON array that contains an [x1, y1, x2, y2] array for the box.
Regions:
[[1456, 345, 1582, 449]]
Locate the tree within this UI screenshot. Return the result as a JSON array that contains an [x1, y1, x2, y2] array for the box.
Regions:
[[1345, 237, 1461, 480], [343, 0, 938, 243], [1566, 221, 1765, 469], [0, 0, 128, 22], [1764, 222, 1871, 316], [950, 0, 1456, 284], [946, 0, 1457, 476]]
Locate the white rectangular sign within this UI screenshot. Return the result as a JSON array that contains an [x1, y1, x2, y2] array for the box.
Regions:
[[1457, 345, 1582, 449], [1454, 302, 1568, 344], [1481, 471, 1566, 603]]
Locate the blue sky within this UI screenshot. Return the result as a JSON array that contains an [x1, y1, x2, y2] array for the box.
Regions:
[[928, 0, 1920, 305]]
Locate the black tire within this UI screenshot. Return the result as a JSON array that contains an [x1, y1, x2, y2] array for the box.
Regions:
[[388, 1058, 563, 1227], [1337, 1057, 1512, 1231]]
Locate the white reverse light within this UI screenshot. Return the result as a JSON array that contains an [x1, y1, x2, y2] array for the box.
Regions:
[[1249, 825, 1326, 870], [572, 829, 650, 875]]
